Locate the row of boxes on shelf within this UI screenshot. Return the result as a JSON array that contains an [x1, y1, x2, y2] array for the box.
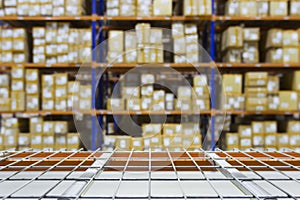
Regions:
[[226, 0, 300, 17], [0, 27, 28, 63], [0, 116, 80, 150], [0, 0, 87, 16], [0, 69, 92, 111], [226, 121, 300, 151], [103, 123, 202, 151], [223, 71, 300, 111], [107, 74, 210, 111], [108, 23, 200, 64], [107, 0, 211, 17], [33, 22, 91, 64], [222, 26, 300, 63]]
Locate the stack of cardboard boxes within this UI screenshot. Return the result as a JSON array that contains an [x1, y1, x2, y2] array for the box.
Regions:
[[0, 116, 19, 150], [106, 0, 172, 16], [0, 27, 28, 63], [11, 67, 25, 111], [222, 74, 244, 110], [222, 26, 260, 63], [103, 122, 202, 151], [172, 23, 199, 63], [0, 74, 10, 111], [1, 0, 86, 16], [226, 120, 300, 151], [184, 0, 212, 16], [107, 73, 210, 112], [266, 29, 300, 63], [108, 24, 163, 64], [26, 69, 39, 111], [225, 0, 300, 17], [33, 22, 91, 64]]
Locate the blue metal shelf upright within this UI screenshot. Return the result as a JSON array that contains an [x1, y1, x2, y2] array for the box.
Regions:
[[210, 0, 216, 151]]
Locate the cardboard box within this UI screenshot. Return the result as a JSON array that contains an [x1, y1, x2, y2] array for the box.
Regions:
[[246, 97, 267, 111], [11, 91, 25, 111], [67, 81, 80, 94], [43, 134, 55, 148], [141, 74, 155, 85], [193, 86, 210, 98], [54, 121, 68, 134], [283, 30, 298, 47], [126, 98, 141, 111], [107, 98, 124, 111], [135, 23, 151, 44], [245, 72, 268, 87], [193, 75, 208, 87], [268, 76, 280, 93], [193, 98, 210, 111], [67, 133, 80, 149], [222, 26, 243, 50], [238, 125, 252, 138], [125, 31, 137, 50], [243, 27, 260, 41], [289, 132, 300, 147], [223, 94, 245, 110], [153, 90, 165, 101], [277, 133, 289, 148], [265, 133, 277, 147], [144, 135, 162, 147], [240, 137, 252, 149], [109, 31, 124, 52], [55, 134, 67, 149], [239, 1, 257, 16], [283, 47, 299, 63], [122, 87, 140, 99], [226, 133, 239, 149], [141, 85, 153, 97], [43, 121, 55, 134], [290, 0, 300, 16], [173, 36, 186, 54], [252, 121, 265, 134], [172, 23, 184, 38], [266, 48, 283, 63], [132, 137, 143, 151], [163, 135, 182, 148], [279, 91, 298, 111], [270, 0, 288, 16], [266, 29, 283, 48], [182, 123, 200, 136], [182, 134, 202, 148], [245, 87, 268, 98], [287, 121, 300, 133], [142, 124, 162, 136], [268, 95, 280, 110], [223, 74, 242, 94], [0, 74, 9, 87], [26, 95, 39, 111], [257, 0, 269, 16], [151, 101, 165, 111], [265, 121, 277, 133], [252, 133, 265, 147], [175, 99, 192, 111], [42, 98, 54, 111], [153, 0, 173, 16], [55, 98, 67, 111], [79, 85, 92, 99], [141, 97, 152, 110], [116, 136, 131, 150], [177, 86, 192, 100], [31, 134, 43, 149], [163, 124, 181, 135]]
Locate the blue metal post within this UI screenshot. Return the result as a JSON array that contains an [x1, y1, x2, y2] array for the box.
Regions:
[[91, 0, 97, 150], [210, 0, 216, 151]]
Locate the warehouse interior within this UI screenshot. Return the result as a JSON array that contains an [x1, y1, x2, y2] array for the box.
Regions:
[[0, 0, 300, 199]]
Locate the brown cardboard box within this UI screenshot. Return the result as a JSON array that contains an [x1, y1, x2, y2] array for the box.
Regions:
[[26, 69, 38, 82], [245, 87, 268, 98], [163, 135, 182, 148], [67, 81, 80, 94], [0, 74, 9, 87], [141, 85, 153, 97], [222, 26, 243, 50], [193, 98, 210, 111], [55, 98, 67, 111], [265, 133, 277, 147], [223, 94, 245, 110], [79, 98, 92, 111], [55, 85, 67, 98], [239, 1, 257, 16], [268, 76, 280, 93], [182, 123, 200, 136], [11, 79, 24, 91], [153, 0, 173, 16], [31, 133, 43, 149], [289, 132, 300, 147], [293, 71, 300, 91], [11, 91, 25, 111], [252, 133, 265, 147], [42, 98, 54, 111], [277, 133, 289, 148], [55, 134, 67, 149], [151, 100, 165, 111], [222, 74, 242, 94], [266, 29, 283, 48], [43, 121, 55, 134], [283, 47, 299, 63], [108, 31, 124, 52], [283, 30, 298, 47], [266, 49, 283, 63], [243, 28, 260, 41], [18, 133, 31, 147], [264, 121, 277, 133], [225, 0, 240, 16], [141, 97, 152, 110], [226, 133, 239, 149], [122, 87, 140, 99], [163, 124, 182, 135], [238, 125, 252, 138], [54, 121, 68, 134], [173, 36, 186, 54], [178, 86, 192, 100], [240, 137, 252, 149], [43, 134, 55, 148], [67, 133, 80, 149], [30, 117, 43, 134], [135, 23, 151, 44], [290, 0, 300, 16], [193, 75, 208, 87], [246, 97, 267, 111], [279, 91, 298, 111], [26, 95, 39, 111], [245, 72, 268, 87], [107, 98, 124, 111], [153, 90, 165, 102], [252, 121, 265, 134], [287, 121, 300, 133], [192, 86, 210, 98], [132, 137, 143, 151], [270, 0, 288, 16], [55, 73, 68, 86], [142, 124, 162, 137], [42, 74, 54, 88], [126, 98, 141, 111], [175, 99, 192, 111], [116, 136, 132, 150], [79, 85, 92, 99], [224, 49, 242, 63], [268, 95, 280, 110], [182, 134, 202, 149]]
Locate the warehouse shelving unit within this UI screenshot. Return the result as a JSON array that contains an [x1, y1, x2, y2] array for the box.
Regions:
[[0, 149, 299, 198], [1, 1, 300, 150]]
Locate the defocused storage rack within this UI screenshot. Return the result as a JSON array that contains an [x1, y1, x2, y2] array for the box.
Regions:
[[0, 149, 300, 199], [1, 0, 300, 150]]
